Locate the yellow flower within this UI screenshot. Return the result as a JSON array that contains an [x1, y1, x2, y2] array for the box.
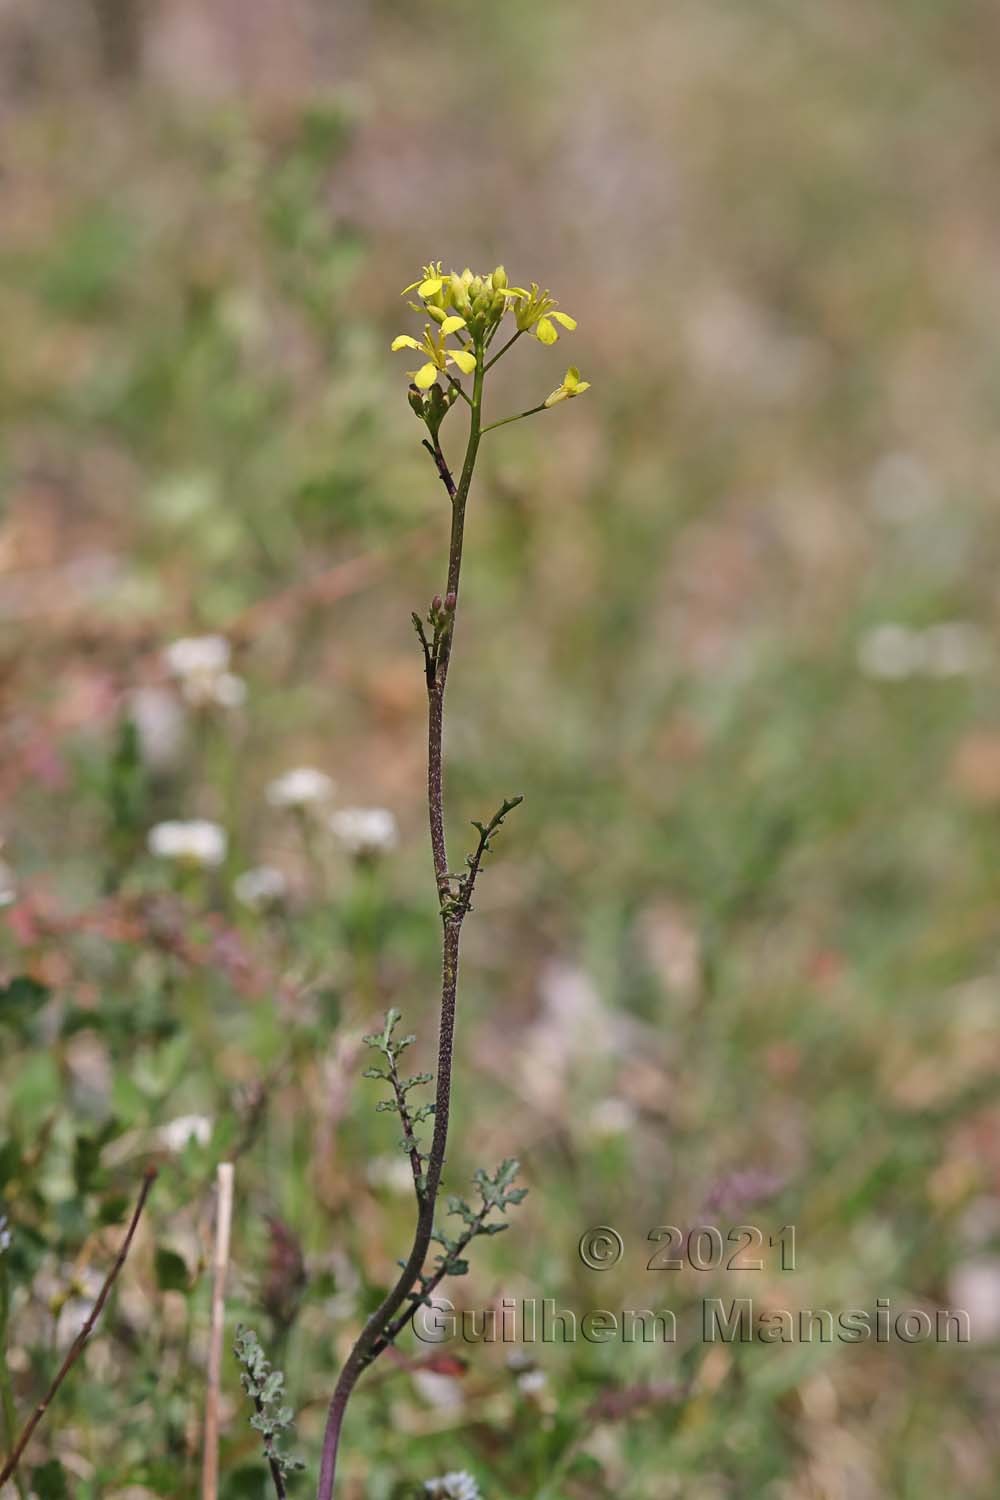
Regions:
[[401, 261, 449, 303], [544, 366, 591, 407], [509, 283, 577, 345], [391, 321, 477, 389]]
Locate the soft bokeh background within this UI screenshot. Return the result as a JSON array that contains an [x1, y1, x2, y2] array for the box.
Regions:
[[1, 2, 999, 1497]]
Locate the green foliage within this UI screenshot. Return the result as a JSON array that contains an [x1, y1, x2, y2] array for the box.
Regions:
[[233, 1326, 305, 1485], [431, 1159, 528, 1281], [153, 1247, 190, 1294], [30, 1458, 70, 1499], [362, 1009, 435, 1184]]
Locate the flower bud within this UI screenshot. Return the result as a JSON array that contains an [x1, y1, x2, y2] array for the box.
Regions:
[[408, 386, 426, 418], [427, 304, 447, 325], [431, 594, 443, 615], [493, 266, 507, 290], [444, 591, 457, 612], [470, 276, 484, 299]]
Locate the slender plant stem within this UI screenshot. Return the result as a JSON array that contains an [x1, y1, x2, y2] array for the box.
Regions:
[[481, 402, 547, 434], [252, 1394, 289, 1500], [0, 1167, 156, 1490], [202, 1161, 235, 1500], [484, 328, 523, 370], [371, 1197, 493, 1356], [315, 355, 487, 1500], [0, 1256, 28, 1500]]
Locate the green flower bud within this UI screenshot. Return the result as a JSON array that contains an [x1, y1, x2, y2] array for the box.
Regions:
[[493, 266, 507, 290], [427, 304, 447, 325], [470, 276, 484, 299]]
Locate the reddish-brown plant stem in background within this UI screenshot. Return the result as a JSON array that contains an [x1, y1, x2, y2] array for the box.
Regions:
[[0, 1166, 157, 1489]]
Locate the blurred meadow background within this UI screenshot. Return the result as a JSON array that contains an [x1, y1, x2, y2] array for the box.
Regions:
[[1, 1, 1000, 1496]]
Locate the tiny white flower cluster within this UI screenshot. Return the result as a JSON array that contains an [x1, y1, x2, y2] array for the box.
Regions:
[[329, 806, 398, 857], [857, 622, 990, 682], [586, 1096, 637, 1139], [0, 858, 17, 908], [265, 767, 397, 855], [163, 634, 247, 710], [130, 685, 187, 771], [158, 1114, 213, 1152], [424, 1473, 481, 1500], [265, 767, 335, 809], [366, 1154, 417, 1194], [146, 750, 398, 894], [233, 864, 288, 910], [148, 820, 227, 867]]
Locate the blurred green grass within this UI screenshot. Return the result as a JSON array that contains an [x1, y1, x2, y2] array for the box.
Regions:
[[0, 2, 999, 1497]]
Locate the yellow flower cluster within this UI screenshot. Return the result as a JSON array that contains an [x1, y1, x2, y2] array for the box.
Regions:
[[391, 262, 588, 402]]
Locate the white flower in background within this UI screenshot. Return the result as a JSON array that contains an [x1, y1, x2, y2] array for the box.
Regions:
[[857, 622, 990, 682], [921, 622, 989, 678], [158, 1114, 213, 1152], [586, 1096, 637, 1139], [412, 1370, 465, 1411], [947, 1259, 1000, 1340], [148, 820, 227, 867], [55, 1265, 106, 1343], [130, 685, 187, 771], [266, 767, 335, 809], [516, 1368, 549, 1395], [212, 672, 248, 707], [856, 624, 924, 681], [162, 634, 246, 710], [366, 1155, 416, 1194], [0, 859, 17, 908], [234, 865, 288, 910], [330, 806, 398, 857], [163, 634, 230, 678], [424, 1473, 480, 1500]]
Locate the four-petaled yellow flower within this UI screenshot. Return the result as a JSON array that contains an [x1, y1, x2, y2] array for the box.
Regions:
[[392, 321, 477, 389], [544, 366, 591, 406], [508, 283, 577, 345], [402, 261, 450, 303]]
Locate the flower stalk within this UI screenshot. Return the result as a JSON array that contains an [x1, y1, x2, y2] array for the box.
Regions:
[[316, 264, 589, 1499]]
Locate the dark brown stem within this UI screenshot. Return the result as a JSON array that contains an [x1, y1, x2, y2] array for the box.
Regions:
[[371, 1200, 491, 1356], [316, 356, 485, 1500], [0, 1167, 157, 1489], [251, 1394, 288, 1500], [421, 439, 457, 499]]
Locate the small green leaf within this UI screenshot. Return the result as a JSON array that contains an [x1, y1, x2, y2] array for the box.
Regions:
[[155, 1248, 190, 1293], [32, 1459, 70, 1500]]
